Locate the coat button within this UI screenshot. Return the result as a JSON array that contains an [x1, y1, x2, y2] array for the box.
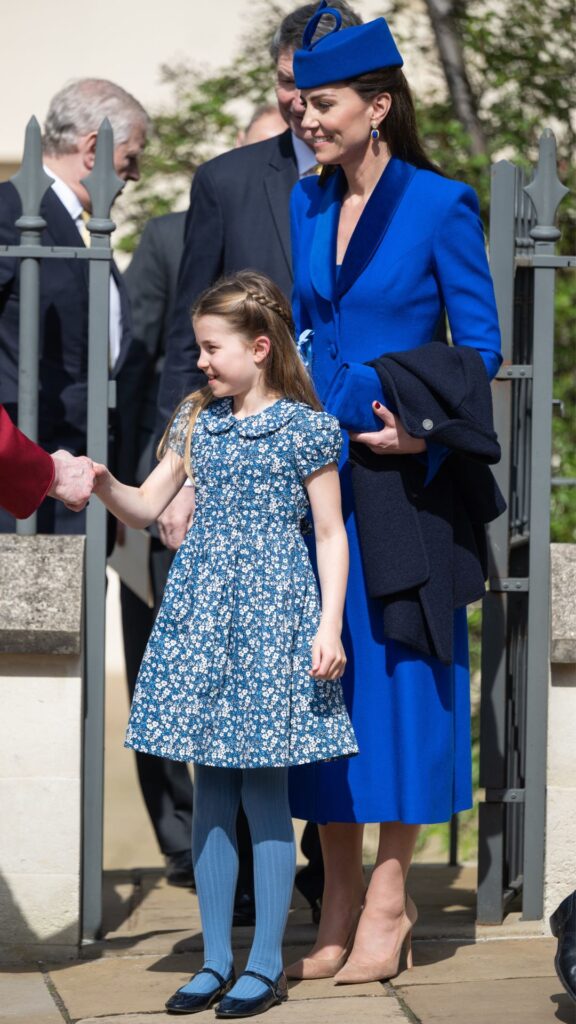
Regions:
[[422, 418, 434, 431]]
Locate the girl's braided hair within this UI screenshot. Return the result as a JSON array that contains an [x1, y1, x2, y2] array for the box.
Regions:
[[157, 271, 322, 479]]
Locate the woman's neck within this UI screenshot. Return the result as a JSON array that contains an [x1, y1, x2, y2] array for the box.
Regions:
[[341, 145, 391, 202]]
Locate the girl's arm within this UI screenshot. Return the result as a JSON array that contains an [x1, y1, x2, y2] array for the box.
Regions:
[[93, 450, 189, 529], [306, 463, 349, 680]]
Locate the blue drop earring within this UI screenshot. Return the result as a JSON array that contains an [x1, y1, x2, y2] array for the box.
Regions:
[[370, 124, 380, 141]]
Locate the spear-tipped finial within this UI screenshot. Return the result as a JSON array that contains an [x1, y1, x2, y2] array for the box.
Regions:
[[524, 129, 569, 243], [11, 117, 52, 220]]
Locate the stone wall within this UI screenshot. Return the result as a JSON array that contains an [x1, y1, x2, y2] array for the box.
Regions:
[[0, 535, 84, 963], [544, 543, 576, 922]]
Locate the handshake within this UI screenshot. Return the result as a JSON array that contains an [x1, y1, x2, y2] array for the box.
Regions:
[[48, 450, 100, 512]]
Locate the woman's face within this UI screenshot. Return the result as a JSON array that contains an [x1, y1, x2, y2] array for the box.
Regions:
[[300, 83, 385, 166]]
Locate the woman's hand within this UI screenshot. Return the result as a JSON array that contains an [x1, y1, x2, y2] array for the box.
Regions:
[[310, 625, 347, 681], [349, 401, 426, 455]]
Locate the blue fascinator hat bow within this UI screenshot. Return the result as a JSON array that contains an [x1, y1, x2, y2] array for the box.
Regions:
[[294, 1, 403, 89]]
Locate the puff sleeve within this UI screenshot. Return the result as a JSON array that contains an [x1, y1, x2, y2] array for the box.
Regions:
[[167, 401, 193, 458], [294, 410, 342, 481]]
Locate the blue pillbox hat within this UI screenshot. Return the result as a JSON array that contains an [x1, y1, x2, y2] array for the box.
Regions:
[[294, 2, 403, 89]]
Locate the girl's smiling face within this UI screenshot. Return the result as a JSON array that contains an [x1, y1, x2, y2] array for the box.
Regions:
[[300, 83, 391, 167], [194, 315, 268, 400]]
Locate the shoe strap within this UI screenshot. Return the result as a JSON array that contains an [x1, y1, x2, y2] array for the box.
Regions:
[[240, 969, 278, 995], [197, 966, 228, 987]]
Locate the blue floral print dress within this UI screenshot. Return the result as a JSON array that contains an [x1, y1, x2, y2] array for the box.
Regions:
[[125, 397, 358, 769]]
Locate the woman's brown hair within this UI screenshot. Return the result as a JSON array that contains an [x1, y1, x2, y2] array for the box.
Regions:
[[348, 67, 442, 174], [157, 270, 322, 479]]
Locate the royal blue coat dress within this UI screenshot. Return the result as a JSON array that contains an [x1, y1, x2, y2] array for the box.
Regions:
[[288, 158, 501, 824]]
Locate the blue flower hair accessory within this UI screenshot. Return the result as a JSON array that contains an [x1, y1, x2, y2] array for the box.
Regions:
[[296, 329, 314, 371]]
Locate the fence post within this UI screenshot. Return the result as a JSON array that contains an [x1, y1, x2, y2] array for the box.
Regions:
[[521, 130, 568, 919], [10, 118, 52, 536], [80, 120, 124, 942], [477, 159, 516, 924]]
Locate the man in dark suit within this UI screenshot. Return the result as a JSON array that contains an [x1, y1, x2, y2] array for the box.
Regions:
[[0, 78, 148, 535], [154, 2, 362, 918], [155, 1, 361, 546]]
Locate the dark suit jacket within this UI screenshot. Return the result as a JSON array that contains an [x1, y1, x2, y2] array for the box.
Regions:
[[156, 129, 299, 431], [0, 403, 54, 518], [349, 343, 506, 664], [0, 181, 139, 531], [122, 211, 185, 486]]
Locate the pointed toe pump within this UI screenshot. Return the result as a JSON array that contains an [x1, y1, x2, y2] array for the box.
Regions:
[[285, 907, 362, 980], [334, 894, 418, 985]]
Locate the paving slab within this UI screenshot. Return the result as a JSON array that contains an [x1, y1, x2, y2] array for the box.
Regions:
[[49, 951, 392, 1018], [0, 967, 62, 1024], [396, 976, 574, 1024], [77, 993, 408, 1024], [390, 936, 556, 986]]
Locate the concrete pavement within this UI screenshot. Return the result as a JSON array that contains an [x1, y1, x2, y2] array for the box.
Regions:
[[0, 578, 572, 1024]]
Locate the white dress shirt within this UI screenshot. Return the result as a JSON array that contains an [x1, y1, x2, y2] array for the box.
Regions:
[[291, 133, 319, 178], [43, 166, 122, 368]]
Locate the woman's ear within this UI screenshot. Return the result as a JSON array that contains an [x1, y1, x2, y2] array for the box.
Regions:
[[371, 91, 392, 126], [252, 335, 271, 364]]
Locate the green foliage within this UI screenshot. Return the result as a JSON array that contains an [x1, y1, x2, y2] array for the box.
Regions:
[[116, 1, 285, 252], [123, 0, 574, 538]]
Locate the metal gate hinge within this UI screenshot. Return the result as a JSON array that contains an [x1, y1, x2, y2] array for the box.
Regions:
[[495, 365, 533, 380], [485, 788, 525, 803], [489, 578, 529, 592]]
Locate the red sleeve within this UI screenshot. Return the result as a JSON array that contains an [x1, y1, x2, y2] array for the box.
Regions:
[[0, 405, 55, 518]]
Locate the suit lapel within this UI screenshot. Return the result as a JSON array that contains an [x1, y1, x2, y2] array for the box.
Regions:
[[41, 188, 89, 290], [263, 131, 299, 276], [337, 158, 417, 298]]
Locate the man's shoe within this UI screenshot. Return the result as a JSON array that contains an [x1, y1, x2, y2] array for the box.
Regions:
[[165, 850, 195, 889], [232, 891, 256, 927], [550, 889, 576, 1003], [165, 967, 235, 1014], [215, 970, 288, 1018]]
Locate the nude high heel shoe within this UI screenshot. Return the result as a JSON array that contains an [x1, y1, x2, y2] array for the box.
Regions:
[[334, 894, 418, 985], [285, 908, 362, 980]]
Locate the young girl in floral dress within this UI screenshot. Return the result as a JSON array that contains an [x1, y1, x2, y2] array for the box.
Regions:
[[93, 271, 357, 1019]]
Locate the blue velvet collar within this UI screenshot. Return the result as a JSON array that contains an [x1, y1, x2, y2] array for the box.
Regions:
[[308, 157, 417, 302]]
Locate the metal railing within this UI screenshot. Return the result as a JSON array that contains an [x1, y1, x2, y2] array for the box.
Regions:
[[478, 129, 574, 923], [0, 117, 123, 940]]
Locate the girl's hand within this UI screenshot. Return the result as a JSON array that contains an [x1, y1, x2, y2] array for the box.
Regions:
[[92, 462, 109, 491], [349, 401, 426, 455], [310, 626, 346, 681]]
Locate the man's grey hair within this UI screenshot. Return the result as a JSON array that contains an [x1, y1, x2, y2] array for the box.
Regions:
[[43, 78, 150, 155], [270, 1, 363, 63]]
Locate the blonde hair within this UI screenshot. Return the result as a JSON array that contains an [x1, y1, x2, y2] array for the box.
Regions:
[[157, 271, 322, 478]]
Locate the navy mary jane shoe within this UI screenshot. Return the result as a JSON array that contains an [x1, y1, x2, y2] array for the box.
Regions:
[[215, 970, 288, 1018], [165, 966, 235, 1014]]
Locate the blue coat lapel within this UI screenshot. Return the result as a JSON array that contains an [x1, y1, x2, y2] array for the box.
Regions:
[[309, 171, 343, 302], [338, 158, 417, 297]]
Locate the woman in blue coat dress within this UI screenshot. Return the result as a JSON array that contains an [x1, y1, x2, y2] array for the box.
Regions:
[[286, 4, 502, 985]]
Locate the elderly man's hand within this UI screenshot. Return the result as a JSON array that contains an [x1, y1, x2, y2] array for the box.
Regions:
[[157, 484, 195, 550], [48, 450, 96, 511]]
